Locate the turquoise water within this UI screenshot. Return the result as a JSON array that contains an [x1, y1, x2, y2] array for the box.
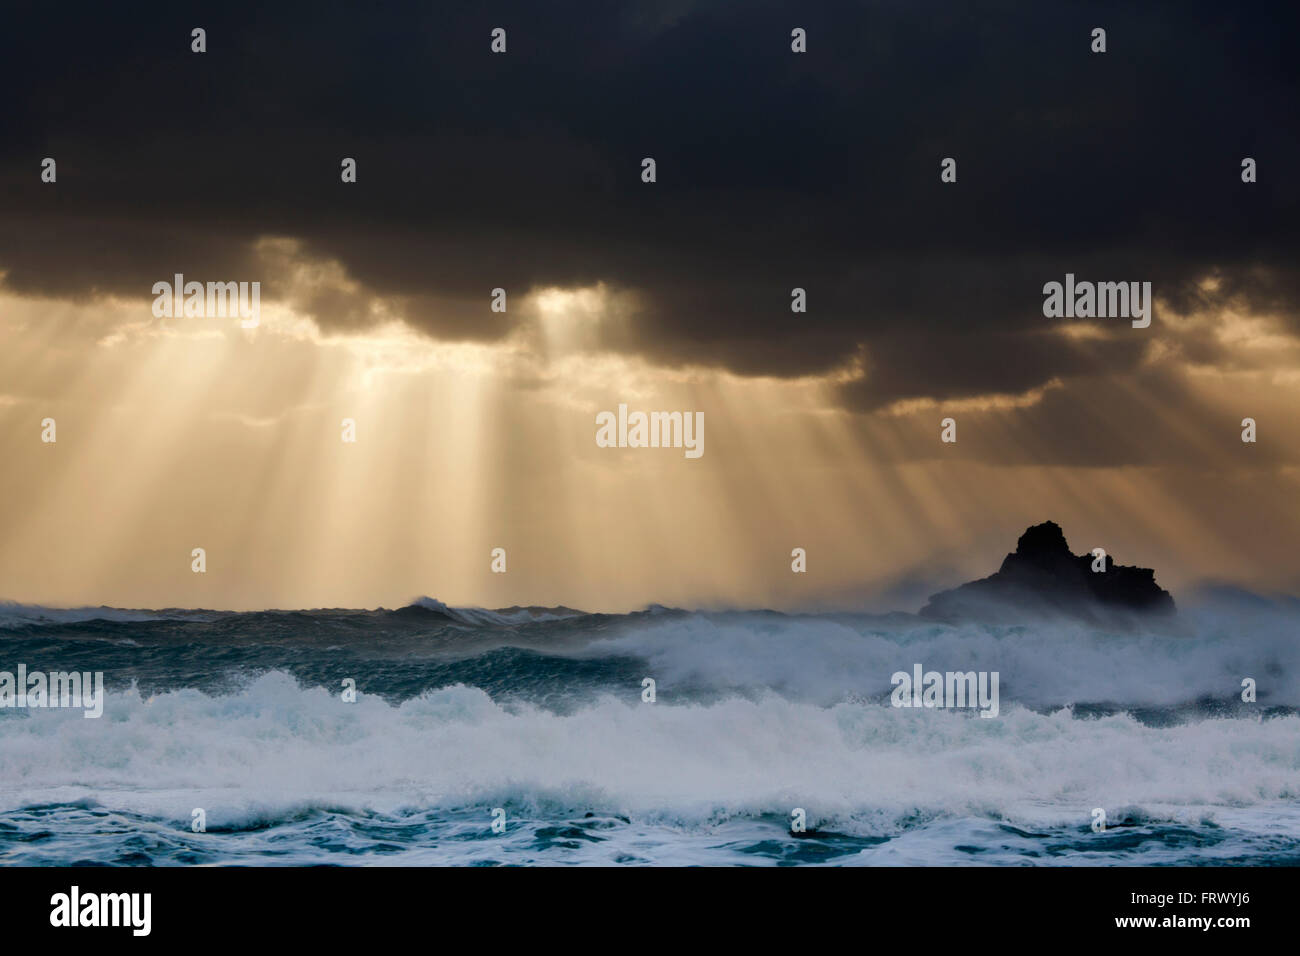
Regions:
[[1, 597, 1297, 865]]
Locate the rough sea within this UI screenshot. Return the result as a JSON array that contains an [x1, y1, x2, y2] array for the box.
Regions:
[[1, 593, 1297, 866]]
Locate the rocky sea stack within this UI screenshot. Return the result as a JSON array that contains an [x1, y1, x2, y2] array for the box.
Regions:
[[920, 521, 1175, 625]]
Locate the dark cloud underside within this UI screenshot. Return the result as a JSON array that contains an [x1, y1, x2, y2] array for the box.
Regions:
[[1, 0, 1296, 406]]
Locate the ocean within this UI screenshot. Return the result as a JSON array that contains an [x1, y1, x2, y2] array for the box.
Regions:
[[1, 594, 1297, 866]]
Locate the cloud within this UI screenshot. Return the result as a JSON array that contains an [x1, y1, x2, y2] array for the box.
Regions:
[[1, 0, 1297, 421]]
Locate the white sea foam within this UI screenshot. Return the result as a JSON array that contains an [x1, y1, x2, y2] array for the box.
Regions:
[[0, 672, 1295, 839], [0, 602, 187, 628], [571, 607, 1300, 708]]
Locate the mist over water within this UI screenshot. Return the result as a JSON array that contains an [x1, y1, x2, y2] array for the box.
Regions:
[[1, 593, 1297, 865]]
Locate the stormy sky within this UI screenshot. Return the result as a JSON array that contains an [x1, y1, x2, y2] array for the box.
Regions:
[[0, 1, 1297, 610]]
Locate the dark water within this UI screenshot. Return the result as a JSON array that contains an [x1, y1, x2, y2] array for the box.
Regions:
[[2, 596, 1298, 865]]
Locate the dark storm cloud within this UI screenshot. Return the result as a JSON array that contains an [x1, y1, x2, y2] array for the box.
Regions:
[[1, 0, 1297, 404]]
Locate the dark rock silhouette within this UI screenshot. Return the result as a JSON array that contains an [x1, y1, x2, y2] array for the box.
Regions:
[[920, 521, 1175, 624]]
